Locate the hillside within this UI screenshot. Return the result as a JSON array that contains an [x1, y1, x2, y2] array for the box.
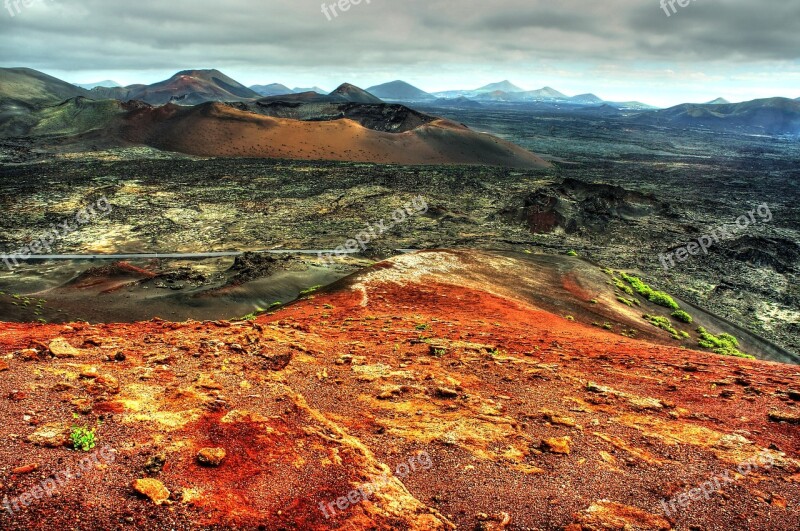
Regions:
[[366, 81, 435, 101], [115, 102, 549, 168], [633, 97, 800, 134], [0, 68, 91, 106], [0, 250, 797, 530]]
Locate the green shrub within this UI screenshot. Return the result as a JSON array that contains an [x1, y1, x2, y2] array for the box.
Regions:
[[70, 426, 96, 452], [643, 314, 680, 339], [696, 327, 754, 359], [619, 272, 679, 310], [671, 310, 693, 324], [566, 250, 578, 257]]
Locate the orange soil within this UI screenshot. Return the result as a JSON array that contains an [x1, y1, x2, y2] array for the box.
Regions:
[[0, 251, 797, 530], [118, 103, 550, 168]]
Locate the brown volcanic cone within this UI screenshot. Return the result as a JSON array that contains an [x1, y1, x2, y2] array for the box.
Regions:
[[118, 102, 549, 168], [0, 250, 797, 530]]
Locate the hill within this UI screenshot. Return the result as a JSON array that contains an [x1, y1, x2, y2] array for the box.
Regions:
[[83, 70, 261, 105], [329, 83, 383, 104], [633, 97, 800, 134], [115, 102, 549, 168], [0, 67, 91, 106], [475, 80, 525, 93], [0, 250, 796, 529], [74, 80, 122, 90], [366, 80, 435, 101], [249, 83, 294, 97]]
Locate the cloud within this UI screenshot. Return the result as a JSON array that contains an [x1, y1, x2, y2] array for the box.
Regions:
[[0, 0, 797, 103]]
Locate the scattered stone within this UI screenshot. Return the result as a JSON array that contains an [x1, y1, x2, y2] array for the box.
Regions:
[[768, 411, 800, 424], [771, 493, 787, 509], [542, 436, 572, 455], [258, 352, 293, 371], [435, 387, 459, 399], [17, 349, 40, 361], [12, 464, 38, 475], [144, 454, 167, 474], [195, 374, 223, 390], [84, 374, 120, 395], [132, 478, 170, 505], [567, 501, 670, 530], [197, 447, 227, 467], [48, 338, 82, 358], [27, 423, 69, 447], [542, 409, 577, 428]]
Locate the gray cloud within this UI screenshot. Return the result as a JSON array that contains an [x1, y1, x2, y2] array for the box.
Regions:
[[0, 0, 797, 101]]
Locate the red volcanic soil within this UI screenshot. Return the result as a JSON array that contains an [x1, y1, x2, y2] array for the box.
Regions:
[[116, 102, 550, 168], [0, 251, 798, 530]]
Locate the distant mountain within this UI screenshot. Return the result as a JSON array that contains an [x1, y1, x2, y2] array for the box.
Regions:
[[74, 80, 121, 90], [706, 97, 731, 105], [475, 80, 525, 93], [365, 80, 435, 101], [88, 70, 261, 105], [632, 97, 800, 134], [329, 83, 383, 104], [521, 86, 568, 100], [473, 90, 522, 102], [249, 83, 293, 97], [0, 67, 91, 106], [292, 86, 327, 94], [431, 96, 483, 108], [570, 93, 604, 105]]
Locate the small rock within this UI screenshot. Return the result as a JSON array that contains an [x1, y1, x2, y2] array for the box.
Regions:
[[144, 454, 167, 474], [435, 387, 459, 399], [197, 447, 226, 467], [132, 478, 170, 505], [49, 338, 82, 358], [768, 410, 800, 424], [12, 464, 38, 475], [787, 389, 800, 401], [114, 351, 127, 362], [542, 436, 572, 455], [27, 423, 69, 447], [0, 360, 8, 372], [771, 493, 787, 509]]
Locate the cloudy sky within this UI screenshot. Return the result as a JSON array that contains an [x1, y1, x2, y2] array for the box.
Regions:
[[1, 0, 798, 106]]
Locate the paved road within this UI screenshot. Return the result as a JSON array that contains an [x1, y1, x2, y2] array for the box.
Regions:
[[7, 249, 361, 261]]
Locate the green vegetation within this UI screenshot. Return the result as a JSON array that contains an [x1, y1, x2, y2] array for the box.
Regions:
[[415, 323, 431, 331], [70, 426, 96, 452], [696, 327, 755, 359], [671, 310, 693, 324], [618, 272, 679, 310], [643, 314, 680, 340], [564, 315, 575, 321], [566, 250, 578, 257], [299, 285, 323, 297]]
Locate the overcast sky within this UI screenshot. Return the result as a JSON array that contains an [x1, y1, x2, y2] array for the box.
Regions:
[[1, 0, 798, 106]]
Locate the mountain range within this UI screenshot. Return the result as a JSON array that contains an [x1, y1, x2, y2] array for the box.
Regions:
[[2, 67, 800, 139]]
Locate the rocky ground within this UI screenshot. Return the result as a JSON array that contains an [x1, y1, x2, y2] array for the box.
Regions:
[[1, 129, 797, 354], [0, 251, 798, 530]]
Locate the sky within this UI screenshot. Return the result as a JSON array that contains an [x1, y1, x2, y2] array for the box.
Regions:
[[1, 0, 798, 107]]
